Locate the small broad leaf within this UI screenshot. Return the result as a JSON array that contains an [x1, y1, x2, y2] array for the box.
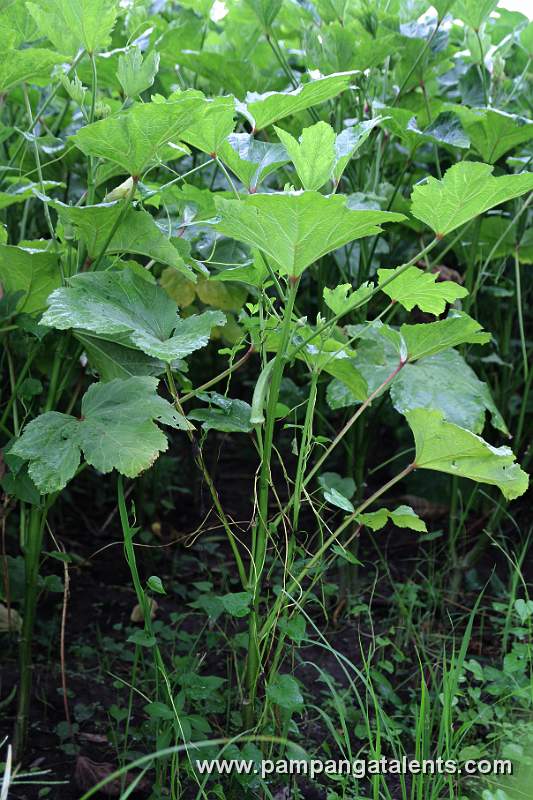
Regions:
[[50, 200, 193, 277], [274, 121, 336, 191], [27, 0, 118, 55], [391, 350, 508, 435], [147, 575, 166, 595], [221, 592, 252, 618], [215, 191, 405, 277], [266, 674, 303, 712], [72, 95, 206, 177], [42, 268, 225, 363], [407, 408, 528, 501], [410, 162, 533, 237], [318, 472, 356, 500], [323, 487, 355, 513], [331, 545, 362, 565], [11, 377, 188, 493], [323, 283, 373, 317], [378, 266, 468, 314], [0, 244, 61, 315], [219, 133, 289, 192], [188, 393, 253, 433], [357, 505, 427, 532], [401, 313, 491, 361], [0, 47, 66, 93], [243, 72, 357, 131], [117, 47, 160, 98]]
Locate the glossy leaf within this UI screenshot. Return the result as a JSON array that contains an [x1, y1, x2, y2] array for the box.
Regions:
[[218, 134, 289, 192], [215, 191, 404, 277], [407, 409, 528, 500], [333, 118, 385, 180], [378, 266, 468, 314], [72, 95, 206, 177], [11, 377, 188, 493], [188, 393, 253, 433], [391, 350, 508, 434], [411, 162, 533, 237], [42, 268, 225, 363], [27, 0, 118, 55]]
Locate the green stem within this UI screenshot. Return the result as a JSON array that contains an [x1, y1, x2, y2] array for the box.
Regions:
[[165, 366, 247, 588], [180, 345, 255, 404], [89, 179, 137, 271], [244, 276, 299, 727], [292, 370, 319, 530], [259, 462, 415, 641], [22, 85, 62, 277], [13, 506, 45, 759], [514, 249, 528, 380]]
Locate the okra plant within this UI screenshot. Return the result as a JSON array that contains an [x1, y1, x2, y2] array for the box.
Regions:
[[0, 0, 531, 785]]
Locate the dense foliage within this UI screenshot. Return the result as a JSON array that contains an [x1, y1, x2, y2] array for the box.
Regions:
[[0, 0, 531, 798]]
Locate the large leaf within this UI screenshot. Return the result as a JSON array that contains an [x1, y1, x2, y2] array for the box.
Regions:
[[0, 47, 66, 92], [42, 268, 225, 362], [274, 121, 336, 191], [50, 199, 193, 277], [179, 95, 236, 156], [0, 244, 61, 314], [378, 266, 467, 314], [218, 134, 290, 192], [243, 72, 357, 131], [407, 409, 528, 501], [391, 350, 507, 434], [27, 0, 118, 54], [0, 181, 62, 210], [0, 0, 40, 47], [11, 378, 187, 493], [72, 95, 206, 177], [400, 313, 491, 360], [454, 0, 499, 30], [410, 162, 533, 237], [457, 108, 533, 164], [214, 192, 404, 277], [76, 335, 168, 381]]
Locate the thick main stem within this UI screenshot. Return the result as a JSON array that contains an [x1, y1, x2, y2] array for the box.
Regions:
[[13, 507, 45, 760], [244, 277, 299, 727]]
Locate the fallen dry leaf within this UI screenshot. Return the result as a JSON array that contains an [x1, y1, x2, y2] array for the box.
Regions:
[[74, 755, 149, 796]]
